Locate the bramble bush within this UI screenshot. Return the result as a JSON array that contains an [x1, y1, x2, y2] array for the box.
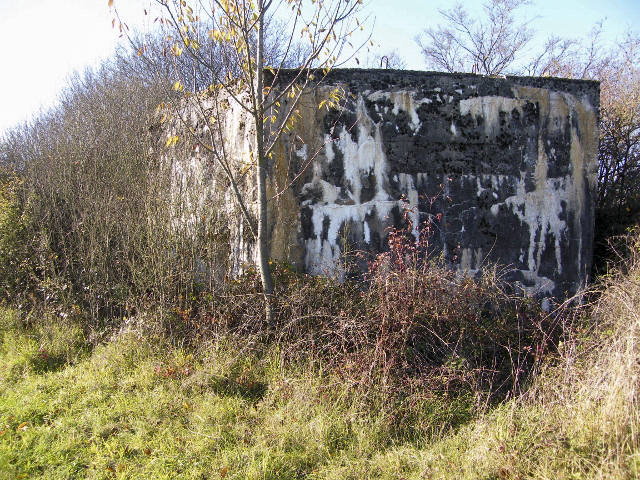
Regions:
[[0, 172, 36, 303]]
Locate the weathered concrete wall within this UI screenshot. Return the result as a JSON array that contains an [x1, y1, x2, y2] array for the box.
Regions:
[[172, 70, 600, 300]]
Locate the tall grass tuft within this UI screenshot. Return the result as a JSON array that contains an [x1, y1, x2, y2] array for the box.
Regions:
[[527, 231, 640, 476], [400, 231, 640, 479]]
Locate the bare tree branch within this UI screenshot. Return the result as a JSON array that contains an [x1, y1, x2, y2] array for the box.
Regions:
[[415, 0, 536, 75]]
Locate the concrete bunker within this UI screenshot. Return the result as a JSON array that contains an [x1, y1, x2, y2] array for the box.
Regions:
[[170, 70, 600, 301]]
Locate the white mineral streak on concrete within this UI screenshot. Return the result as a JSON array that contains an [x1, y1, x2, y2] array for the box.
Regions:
[[463, 173, 563, 296], [338, 98, 380, 204], [395, 173, 420, 239], [490, 176, 567, 275], [224, 93, 255, 173], [476, 177, 484, 198], [323, 135, 335, 165], [214, 95, 254, 275], [295, 144, 308, 159], [366, 90, 429, 132], [458, 88, 597, 295], [459, 96, 519, 137], [168, 77, 596, 296], [302, 92, 422, 276]]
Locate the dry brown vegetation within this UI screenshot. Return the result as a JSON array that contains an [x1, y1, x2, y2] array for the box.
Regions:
[[0, 11, 639, 476]]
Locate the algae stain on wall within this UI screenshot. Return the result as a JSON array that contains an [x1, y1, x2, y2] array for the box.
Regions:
[[450, 87, 598, 296], [169, 70, 599, 300], [297, 92, 422, 275], [284, 71, 599, 299]]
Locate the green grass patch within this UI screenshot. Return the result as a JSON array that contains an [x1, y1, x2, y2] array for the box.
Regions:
[[0, 307, 478, 479], [1, 235, 639, 478]]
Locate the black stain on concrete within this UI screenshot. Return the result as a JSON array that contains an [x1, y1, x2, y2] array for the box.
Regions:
[[274, 69, 599, 301]]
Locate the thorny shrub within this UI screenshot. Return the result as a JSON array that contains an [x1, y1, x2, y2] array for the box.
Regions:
[[167, 212, 562, 414]]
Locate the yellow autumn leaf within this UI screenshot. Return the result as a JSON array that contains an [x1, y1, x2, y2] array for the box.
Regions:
[[171, 43, 183, 56]]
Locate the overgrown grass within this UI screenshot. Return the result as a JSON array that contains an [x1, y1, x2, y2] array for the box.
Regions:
[[1, 234, 639, 478], [0, 307, 475, 479]]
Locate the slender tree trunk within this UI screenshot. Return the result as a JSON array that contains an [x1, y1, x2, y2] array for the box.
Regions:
[[256, 0, 275, 326]]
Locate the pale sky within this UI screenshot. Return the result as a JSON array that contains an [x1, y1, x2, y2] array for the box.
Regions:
[[0, 0, 639, 136]]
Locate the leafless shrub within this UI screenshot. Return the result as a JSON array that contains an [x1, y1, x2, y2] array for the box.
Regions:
[[179, 216, 562, 412], [0, 47, 232, 326]]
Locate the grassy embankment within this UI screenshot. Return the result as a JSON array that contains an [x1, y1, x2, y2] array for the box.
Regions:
[[0, 241, 639, 479]]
